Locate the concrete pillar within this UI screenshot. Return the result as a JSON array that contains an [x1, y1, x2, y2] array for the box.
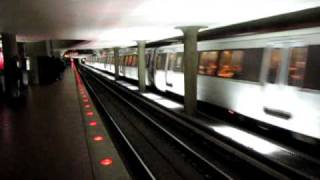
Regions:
[[176, 26, 206, 115], [45, 40, 53, 57], [24, 41, 48, 85], [18, 43, 26, 58], [137, 41, 146, 92], [1, 33, 18, 95], [18, 43, 29, 86], [113, 47, 120, 80], [2, 33, 18, 60]]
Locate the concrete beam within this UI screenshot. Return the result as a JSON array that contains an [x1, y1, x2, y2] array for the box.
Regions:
[[137, 41, 146, 92], [176, 26, 206, 115]]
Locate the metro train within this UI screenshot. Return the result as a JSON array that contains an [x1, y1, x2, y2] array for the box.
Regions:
[[84, 26, 320, 141]]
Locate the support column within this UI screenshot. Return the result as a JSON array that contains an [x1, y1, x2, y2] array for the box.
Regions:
[[45, 40, 53, 57], [137, 41, 146, 92], [176, 26, 206, 115], [1, 33, 18, 96], [113, 47, 120, 80], [2, 33, 18, 60], [18, 43, 29, 86]]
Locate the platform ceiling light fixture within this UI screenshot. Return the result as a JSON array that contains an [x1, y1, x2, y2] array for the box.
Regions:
[[131, 0, 320, 27], [94, 0, 320, 47], [71, 0, 320, 49]]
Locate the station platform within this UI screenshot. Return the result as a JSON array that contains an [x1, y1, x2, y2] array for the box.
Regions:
[[0, 66, 130, 180]]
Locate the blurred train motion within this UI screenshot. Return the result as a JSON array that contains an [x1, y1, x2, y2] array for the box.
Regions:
[[79, 26, 320, 141]]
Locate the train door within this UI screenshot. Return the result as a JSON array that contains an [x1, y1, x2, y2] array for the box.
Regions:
[[261, 46, 294, 119], [153, 52, 167, 91], [165, 52, 176, 88], [102, 57, 106, 69], [145, 53, 151, 85], [165, 52, 184, 95], [148, 50, 156, 81], [120, 56, 126, 76], [119, 56, 124, 76]]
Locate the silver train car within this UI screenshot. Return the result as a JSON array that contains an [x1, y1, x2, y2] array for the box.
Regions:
[[86, 48, 154, 86], [85, 27, 320, 140]]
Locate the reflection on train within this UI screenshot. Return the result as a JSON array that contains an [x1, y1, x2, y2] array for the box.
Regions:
[[84, 27, 320, 141]]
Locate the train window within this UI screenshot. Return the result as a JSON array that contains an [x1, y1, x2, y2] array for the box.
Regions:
[[241, 48, 263, 82], [145, 54, 150, 67], [127, 56, 133, 66], [132, 55, 138, 66], [174, 53, 183, 72], [111, 57, 115, 64], [168, 53, 177, 71], [123, 56, 127, 65], [217, 50, 244, 78], [130, 55, 135, 66], [303, 45, 320, 90], [288, 47, 308, 87], [120, 56, 124, 65], [126, 56, 129, 66], [156, 53, 167, 70], [267, 48, 282, 83], [124, 56, 128, 66], [198, 51, 218, 76], [105, 57, 109, 64], [167, 53, 183, 72]]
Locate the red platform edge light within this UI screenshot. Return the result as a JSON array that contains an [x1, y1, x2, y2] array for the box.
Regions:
[[100, 158, 113, 166], [88, 121, 97, 126], [83, 98, 89, 102], [84, 104, 91, 108], [93, 135, 104, 141], [86, 111, 94, 117]]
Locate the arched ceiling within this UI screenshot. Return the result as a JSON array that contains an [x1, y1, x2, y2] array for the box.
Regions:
[[1, 0, 320, 48]]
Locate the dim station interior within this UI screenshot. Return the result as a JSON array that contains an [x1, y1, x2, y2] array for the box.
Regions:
[[1, 1, 320, 180]]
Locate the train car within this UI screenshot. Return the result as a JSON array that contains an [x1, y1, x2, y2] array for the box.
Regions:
[[119, 48, 155, 86], [153, 26, 320, 140], [119, 48, 138, 80], [85, 48, 154, 86]]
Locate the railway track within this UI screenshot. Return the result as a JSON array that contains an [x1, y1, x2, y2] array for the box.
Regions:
[[79, 65, 320, 180]]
